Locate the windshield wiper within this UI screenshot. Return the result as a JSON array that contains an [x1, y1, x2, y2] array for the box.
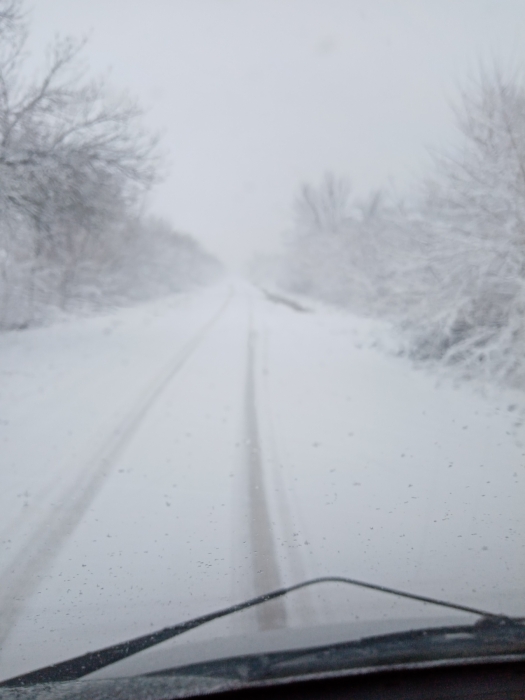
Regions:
[[0, 575, 514, 688], [150, 617, 525, 686]]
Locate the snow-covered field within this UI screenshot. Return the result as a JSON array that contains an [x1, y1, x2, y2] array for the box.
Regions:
[[0, 281, 523, 681]]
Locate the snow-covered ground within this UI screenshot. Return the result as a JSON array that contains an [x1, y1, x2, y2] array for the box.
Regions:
[[253, 292, 525, 620], [0, 281, 523, 682]]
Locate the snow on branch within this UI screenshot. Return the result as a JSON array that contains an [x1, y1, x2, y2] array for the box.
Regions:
[[275, 69, 525, 389], [0, 0, 221, 329]]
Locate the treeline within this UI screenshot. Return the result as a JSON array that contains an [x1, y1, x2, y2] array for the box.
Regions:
[[0, 0, 220, 330], [275, 70, 525, 389]]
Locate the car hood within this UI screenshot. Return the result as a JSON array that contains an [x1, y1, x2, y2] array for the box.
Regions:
[[5, 614, 524, 700]]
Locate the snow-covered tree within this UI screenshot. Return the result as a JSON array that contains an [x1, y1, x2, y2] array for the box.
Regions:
[[277, 69, 525, 388], [0, 1, 220, 328], [408, 69, 525, 384]]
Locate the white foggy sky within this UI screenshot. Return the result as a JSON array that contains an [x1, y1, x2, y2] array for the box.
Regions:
[[28, 1, 525, 270]]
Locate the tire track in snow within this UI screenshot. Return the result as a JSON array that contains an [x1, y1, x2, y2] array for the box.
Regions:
[[257, 312, 317, 627], [0, 291, 197, 552], [245, 318, 287, 630], [0, 292, 232, 646]]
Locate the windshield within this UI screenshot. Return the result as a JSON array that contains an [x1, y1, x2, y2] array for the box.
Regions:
[[0, 0, 524, 689]]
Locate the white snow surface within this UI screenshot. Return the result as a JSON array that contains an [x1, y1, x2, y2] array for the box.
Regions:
[[0, 281, 523, 681]]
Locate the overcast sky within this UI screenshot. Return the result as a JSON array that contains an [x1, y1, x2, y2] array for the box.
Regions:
[[28, 1, 525, 270]]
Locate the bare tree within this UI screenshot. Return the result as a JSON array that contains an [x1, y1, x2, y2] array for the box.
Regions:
[[294, 173, 351, 237]]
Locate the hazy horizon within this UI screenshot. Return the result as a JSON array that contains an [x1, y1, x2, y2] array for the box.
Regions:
[[27, 0, 525, 270]]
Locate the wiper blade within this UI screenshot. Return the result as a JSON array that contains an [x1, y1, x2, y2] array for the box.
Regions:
[[0, 575, 511, 687], [154, 618, 525, 685]]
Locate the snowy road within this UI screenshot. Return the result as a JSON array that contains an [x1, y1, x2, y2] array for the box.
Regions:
[[0, 282, 524, 680]]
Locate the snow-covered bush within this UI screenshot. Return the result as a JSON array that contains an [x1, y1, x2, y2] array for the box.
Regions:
[[406, 69, 525, 386], [277, 70, 525, 389], [0, 213, 222, 329]]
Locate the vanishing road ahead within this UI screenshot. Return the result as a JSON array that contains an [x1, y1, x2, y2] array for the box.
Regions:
[[1, 281, 524, 680]]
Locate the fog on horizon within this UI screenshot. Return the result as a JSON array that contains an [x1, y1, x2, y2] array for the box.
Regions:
[[23, 0, 525, 269]]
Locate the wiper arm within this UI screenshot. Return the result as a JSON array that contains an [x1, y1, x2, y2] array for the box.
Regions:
[[0, 575, 510, 688]]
